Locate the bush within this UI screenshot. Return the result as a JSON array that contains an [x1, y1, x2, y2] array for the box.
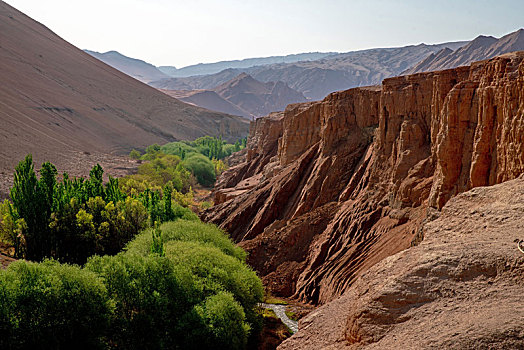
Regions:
[[129, 149, 141, 160], [121, 220, 262, 349], [0, 260, 111, 349], [165, 241, 262, 323], [86, 253, 193, 349], [193, 292, 250, 350], [183, 153, 216, 187], [125, 220, 246, 261]]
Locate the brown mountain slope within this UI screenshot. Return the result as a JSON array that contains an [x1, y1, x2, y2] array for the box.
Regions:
[[160, 89, 251, 119], [280, 176, 524, 349], [403, 28, 524, 74], [213, 73, 307, 118], [85, 50, 171, 83], [203, 52, 524, 308], [160, 74, 307, 119], [0, 1, 248, 196]]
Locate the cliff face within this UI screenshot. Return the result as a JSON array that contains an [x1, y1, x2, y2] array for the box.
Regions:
[[280, 176, 524, 349], [203, 52, 524, 304]]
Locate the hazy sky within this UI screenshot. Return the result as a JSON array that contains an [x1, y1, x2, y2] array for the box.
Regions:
[[5, 0, 524, 68]]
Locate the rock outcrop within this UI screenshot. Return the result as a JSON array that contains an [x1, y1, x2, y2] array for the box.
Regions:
[[203, 52, 524, 306], [279, 176, 524, 349]]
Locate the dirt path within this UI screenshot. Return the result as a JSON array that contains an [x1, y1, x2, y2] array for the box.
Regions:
[[260, 303, 298, 333]]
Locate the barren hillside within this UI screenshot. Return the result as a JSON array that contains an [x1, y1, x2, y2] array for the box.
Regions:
[[0, 1, 248, 197]]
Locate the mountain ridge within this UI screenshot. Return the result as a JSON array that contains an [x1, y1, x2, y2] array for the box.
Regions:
[[403, 28, 524, 74], [85, 49, 171, 83]]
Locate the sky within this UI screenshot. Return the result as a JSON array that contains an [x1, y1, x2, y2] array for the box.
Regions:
[[5, 0, 524, 68]]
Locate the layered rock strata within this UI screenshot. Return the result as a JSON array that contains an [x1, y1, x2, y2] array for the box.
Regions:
[[279, 176, 524, 349], [203, 52, 524, 305]]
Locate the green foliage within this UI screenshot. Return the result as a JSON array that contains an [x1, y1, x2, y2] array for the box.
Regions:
[[1, 155, 181, 263], [129, 149, 141, 160], [86, 253, 190, 349], [193, 292, 250, 350], [125, 220, 246, 262], [125, 152, 193, 192], [141, 136, 247, 188], [10, 155, 48, 260], [116, 219, 262, 349], [0, 200, 26, 257], [0, 260, 111, 349], [183, 153, 216, 187], [161, 136, 246, 161], [1, 218, 263, 349], [150, 222, 165, 257]]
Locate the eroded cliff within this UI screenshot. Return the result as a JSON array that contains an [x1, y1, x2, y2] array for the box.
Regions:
[[203, 52, 524, 305]]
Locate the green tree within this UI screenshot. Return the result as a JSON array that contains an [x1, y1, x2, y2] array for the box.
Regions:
[[129, 149, 141, 160], [10, 155, 47, 260]]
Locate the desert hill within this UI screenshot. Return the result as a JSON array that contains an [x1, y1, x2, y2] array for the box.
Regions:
[[403, 28, 524, 74], [204, 51, 524, 347], [281, 176, 524, 349], [150, 68, 243, 90], [213, 73, 306, 118], [0, 1, 248, 197], [85, 50, 170, 83]]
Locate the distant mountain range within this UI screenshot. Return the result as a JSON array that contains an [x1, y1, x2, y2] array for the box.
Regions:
[[148, 42, 466, 100], [87, 28, 524, 108], [157, 52, 337, 78], [160, 73, 306, 119], [403, 29, 524, 74]]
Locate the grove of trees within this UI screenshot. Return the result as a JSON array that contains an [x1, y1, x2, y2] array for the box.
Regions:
[[0, 154, 264, 349]]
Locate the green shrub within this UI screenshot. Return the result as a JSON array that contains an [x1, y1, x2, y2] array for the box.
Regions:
[[0, 260, 111, 349], [86, 253, 192, 349], [129, 149, 141, 160], [125, 220, 246, 261], [193, 292, 250, 350], [161, 141, 198, 160], [165, 241, 262, 323], [183, 153, 216, 187]]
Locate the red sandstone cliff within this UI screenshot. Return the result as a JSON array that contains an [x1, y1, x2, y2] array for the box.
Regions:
[[203, 52, 524, 305]]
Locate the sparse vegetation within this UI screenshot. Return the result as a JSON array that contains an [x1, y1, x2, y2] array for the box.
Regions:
[[285, 310, 298, 321]]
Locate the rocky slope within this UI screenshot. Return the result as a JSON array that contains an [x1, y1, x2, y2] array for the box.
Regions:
[[85, 50, 170, 83], [0, 1, 248, 197], [403, 28, 524, 74], [280, 176, 524, 349], [203, 51, 524, 309]]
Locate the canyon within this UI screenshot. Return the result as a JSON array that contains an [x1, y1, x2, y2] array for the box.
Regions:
[[203, 51, 524, 346]]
